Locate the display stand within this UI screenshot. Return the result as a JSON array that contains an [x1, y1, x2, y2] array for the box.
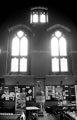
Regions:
[[35, 78, 45, 116], [36, 96, 45, 111], [15, 92, 26, 114], [75, 85, 77, 115]]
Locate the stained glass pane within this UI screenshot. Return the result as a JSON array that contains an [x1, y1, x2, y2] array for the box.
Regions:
[[59, 37, 67, 56], [11, 58, 18, 72], [20, 36, 28, 56], [12, 36, 19, 56], [33, 13, 38, 23], [20, 58, 27, 72], [60, 58, 68, 72], [52, 58, 59, 72], [55, 31, 62, 38], [51, 37, 59, 56], [40, 13, 45, 23], [17, 31, 24, 38]]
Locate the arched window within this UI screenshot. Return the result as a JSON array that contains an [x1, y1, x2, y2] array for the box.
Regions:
[[51, 30, 68, 72], [10, 30, 28, 73], [30, 7, 48, 24]]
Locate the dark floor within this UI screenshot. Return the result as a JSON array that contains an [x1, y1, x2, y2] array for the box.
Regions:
[[0, 111, 59, 120], [38, 111, 58, 120]]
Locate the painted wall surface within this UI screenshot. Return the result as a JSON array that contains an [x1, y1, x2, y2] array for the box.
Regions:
[[0, 7, 76, 85], [4, 75, 34, 85]]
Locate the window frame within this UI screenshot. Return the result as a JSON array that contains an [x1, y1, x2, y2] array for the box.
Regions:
[[49, 29, 71, 75], [7, 28, 31, 75], [30, 7, 48, 24]]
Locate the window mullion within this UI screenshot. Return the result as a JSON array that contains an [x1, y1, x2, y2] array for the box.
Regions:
[[19, 38, 21, 72], [38, 12, 40, 23], [59, 57, 61, 72], [58, 38, 60, 72]]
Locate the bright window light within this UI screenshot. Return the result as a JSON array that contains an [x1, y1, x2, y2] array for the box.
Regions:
[[20, 36, 28, 56], [60, 58, 68, 72], [33, 13, 38, 23], [30, 7, 48, 24], [20, 58, 27, 72], [30, 14, 32, 23], [11, 58, 18, 72], [40, 13, 45, 23], [55, 31, 62, 38], [17, 31, 24, 38], [11, 31, 29, 73], [12, 36, 19, 56], [51, 37, 59, 56], [52, 58, 59, 72], [59, 37, 67, 56], [51, 30, 68, 73]]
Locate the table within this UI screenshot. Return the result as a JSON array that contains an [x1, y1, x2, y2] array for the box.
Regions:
[[26, 106, 40, 110], [26, 106, 40, 120]]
